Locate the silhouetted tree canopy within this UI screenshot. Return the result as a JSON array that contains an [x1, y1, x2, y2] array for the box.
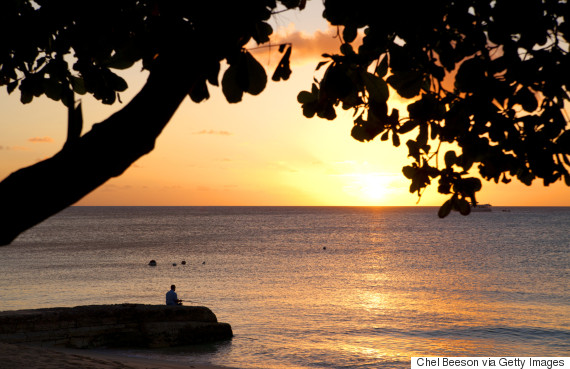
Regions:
[[1, 0, 296, 106], [0, 0, 568, 244], [0, 0, 300, 245], [299, 0, 569, 217]]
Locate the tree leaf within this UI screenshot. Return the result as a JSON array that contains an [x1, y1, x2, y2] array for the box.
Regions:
[[454, 58, 485, 93], [392, 131, 400, 147], [302, 101, 317, 118], [7, 81, 18, 94], [515, 86, 538, 112], [457, 198, 471, 215], [463, 177, 482, 193], [44, 78, 62, 101], [107, 55, 136, 70], [281, 0, 300, 9], [438, 178, 452, 194], [398, 119, 419, 134], [417, 123, 428, 151], [316, 60, 330, 71], [402, 165, 415, 179], [444, 150, 457, 168], [407, 94, 446, 122], [71, 76, 86, 95], [206, 63, 220, 86], [387, 70, 423, 99], [340, 43, 354, 56], [406, 140, 421, 162], [361, 71, 388, 102], [107, 72, 128, 92], [299, 84, 320, 118], [253, 22, 273, 44], [317, 103, 336, 120], [20, 90, 33, 104], [297, 90, 316, 104], [188, 79, 210, 103], [272, 45, 292, 82], [375, 56, 388, 78], [351, 114, 382, 142], [243, 51, 267, 95], [320, 64, 352, 100], [221, 64, 243, 103], [343, 25, 357, 43], [438, 199, 453, 218], [369, 99, 387, 120]]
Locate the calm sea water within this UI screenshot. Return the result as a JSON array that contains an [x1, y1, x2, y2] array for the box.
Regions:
[[0, 206, 568, 368]]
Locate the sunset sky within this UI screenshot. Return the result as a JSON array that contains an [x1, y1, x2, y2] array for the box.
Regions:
[[1, 1, 569, 207]]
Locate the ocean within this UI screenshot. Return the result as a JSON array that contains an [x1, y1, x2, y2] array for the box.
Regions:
[[0, 206, 568, 368]]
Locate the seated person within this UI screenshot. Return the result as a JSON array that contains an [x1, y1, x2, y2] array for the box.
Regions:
[[165, 284, 182, 305]]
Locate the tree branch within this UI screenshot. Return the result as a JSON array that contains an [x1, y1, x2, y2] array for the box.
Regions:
[[0, 58, 197, 246]]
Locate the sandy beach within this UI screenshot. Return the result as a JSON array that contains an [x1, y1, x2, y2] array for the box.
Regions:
[[0, 343, 237, 369]]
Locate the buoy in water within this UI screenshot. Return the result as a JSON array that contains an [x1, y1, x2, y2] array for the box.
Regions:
[[148, 260, 157, 266]]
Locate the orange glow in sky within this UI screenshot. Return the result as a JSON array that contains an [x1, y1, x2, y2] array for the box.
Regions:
[[1, 2, 568, 207]]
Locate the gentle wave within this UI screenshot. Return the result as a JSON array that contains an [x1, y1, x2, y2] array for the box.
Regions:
[[364, 326, 570, 341]]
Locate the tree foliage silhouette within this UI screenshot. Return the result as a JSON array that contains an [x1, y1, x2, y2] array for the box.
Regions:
[[1, 0, 569, 245], [0, 0, 299, 245], [299, 0, 569, 217]]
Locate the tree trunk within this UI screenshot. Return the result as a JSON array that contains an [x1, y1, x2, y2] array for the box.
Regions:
[[0, 59, 196, 246]]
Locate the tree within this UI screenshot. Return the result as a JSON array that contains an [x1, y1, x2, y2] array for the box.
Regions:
[[0, 0, 299, 245], [298, 0, 569, 217], [1, 0, 569, 245]]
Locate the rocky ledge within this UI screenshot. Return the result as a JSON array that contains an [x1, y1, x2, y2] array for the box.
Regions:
[[0, 304, 232, 349]]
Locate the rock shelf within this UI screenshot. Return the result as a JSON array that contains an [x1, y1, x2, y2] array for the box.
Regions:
[[0, 304, 232, 348]]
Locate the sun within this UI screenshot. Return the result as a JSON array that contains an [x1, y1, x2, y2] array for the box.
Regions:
[[343, 172, 398, 203], [359, 174, 387, 201]]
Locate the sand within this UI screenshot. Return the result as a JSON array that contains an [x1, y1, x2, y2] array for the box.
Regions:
[[0, 343, 238, 369]]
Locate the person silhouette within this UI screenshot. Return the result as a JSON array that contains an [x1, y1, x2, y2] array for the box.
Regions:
[[165, 284, 182, 305]]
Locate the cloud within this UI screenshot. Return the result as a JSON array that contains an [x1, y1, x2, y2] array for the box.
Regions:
[[192, 130, 233, 136], [100, 184, 133, 192], [28, 136, 54, 143], [268, 161, 299, 173], [196, 185, 212, 191], [250, 24, 419, 108], [162, 185, 183, 190], [250, 24, 351, 66], [5, 146, 30, 151]]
